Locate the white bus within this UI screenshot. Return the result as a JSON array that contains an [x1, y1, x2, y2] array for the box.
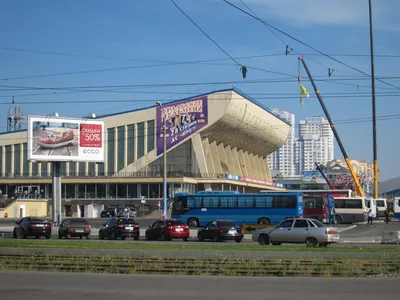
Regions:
[[333, 197, 368, 224]]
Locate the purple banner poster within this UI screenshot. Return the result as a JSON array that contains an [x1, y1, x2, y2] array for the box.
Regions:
[[156, 96, 208, 155]]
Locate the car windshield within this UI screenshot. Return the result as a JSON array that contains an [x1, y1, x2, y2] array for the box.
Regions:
[[218, 221, 237, 227], [117, 218, 137, 224], [166, 220, 185, 226], [309, 219, 326, 227]]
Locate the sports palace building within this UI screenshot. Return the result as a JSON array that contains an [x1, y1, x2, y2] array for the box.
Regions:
[[0, 88, 290, 217]]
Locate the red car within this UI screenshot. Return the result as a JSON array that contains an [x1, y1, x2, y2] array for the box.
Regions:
[[145, 219, 189, 241]]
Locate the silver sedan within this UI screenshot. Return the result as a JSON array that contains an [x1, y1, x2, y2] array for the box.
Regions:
[[252, 218, 340, 247]]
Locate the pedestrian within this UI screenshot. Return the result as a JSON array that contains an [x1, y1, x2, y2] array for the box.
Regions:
[[367, 208, 373, 226], [384, 208, 390, 224], [329, 205, 336, 226]]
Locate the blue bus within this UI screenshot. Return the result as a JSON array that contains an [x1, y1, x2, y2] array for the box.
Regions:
[[171, 191, 304, 227]]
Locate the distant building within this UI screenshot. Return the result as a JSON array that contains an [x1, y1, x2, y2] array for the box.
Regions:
[[267, 109, 296, 176], [298, 117, 334, 172]]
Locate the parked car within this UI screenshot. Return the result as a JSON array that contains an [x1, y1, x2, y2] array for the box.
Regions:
[[197, 220, 243, 243], [99, 218, 140, 240], [252, 218, 339, 247], [58, 218, 91, 239], [145, 219, 189, 241], [13, 217, 52, 239], [100, 209, 116, 218]]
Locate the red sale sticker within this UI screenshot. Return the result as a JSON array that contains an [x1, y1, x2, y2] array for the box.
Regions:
[[80, 124, 102, 148]]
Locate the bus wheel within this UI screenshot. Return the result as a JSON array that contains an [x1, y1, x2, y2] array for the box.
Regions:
[[258, 218, 271, 225], [258, 234, 270, 245], [187, 218, 200, 228], [335, 216, 343, 224]]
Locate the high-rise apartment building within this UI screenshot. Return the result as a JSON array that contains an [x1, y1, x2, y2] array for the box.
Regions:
[[298, 117, 334, 171], [267, 109, 296, 176]]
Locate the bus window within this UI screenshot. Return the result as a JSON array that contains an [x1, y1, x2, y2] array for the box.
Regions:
[[304, 197, 323, 209]]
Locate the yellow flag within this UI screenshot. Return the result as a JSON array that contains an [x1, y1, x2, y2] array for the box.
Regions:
[[300, 84, 310, 98], [300, 97, 304, 106]]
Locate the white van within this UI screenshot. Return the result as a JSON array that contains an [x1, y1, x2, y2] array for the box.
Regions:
[[333, 197, 368, 224], [394, 197, 400, 219], [373, 198, 387, 218]]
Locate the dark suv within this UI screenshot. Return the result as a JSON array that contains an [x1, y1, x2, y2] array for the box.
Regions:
[[99, 218, 140, 240]]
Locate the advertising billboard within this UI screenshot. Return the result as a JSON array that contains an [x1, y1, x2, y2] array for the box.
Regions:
[[28, 116, 105, 162], [156, 96, 208, 155], [302, 170, 328, 184]]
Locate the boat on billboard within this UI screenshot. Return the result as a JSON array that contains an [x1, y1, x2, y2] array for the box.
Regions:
[[302, 171, 327, 184], [28, 116, 105, 162], [156, 96, 208, 156]]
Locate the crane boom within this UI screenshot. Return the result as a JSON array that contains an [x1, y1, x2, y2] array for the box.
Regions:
[[299, 56, 365, 197]]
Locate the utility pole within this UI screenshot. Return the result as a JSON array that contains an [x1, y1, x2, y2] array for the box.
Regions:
[[157, 101, 168, 220], [368, 0, 379, 199]]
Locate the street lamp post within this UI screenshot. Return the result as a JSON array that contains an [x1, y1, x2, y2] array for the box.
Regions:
[[157, 102, 168, 219]]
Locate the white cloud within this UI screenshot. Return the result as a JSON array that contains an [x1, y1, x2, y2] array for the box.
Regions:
[[240, 0, 399, 29]]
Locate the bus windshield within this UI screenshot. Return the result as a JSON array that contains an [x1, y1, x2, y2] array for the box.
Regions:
[[172, 192, 303, 227]]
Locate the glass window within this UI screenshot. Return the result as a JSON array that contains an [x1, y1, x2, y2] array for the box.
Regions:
[[137, 122, 145, 158], [294, 220, 309, 228], [88, 162, 95, 176], [149, 184, 160, 198], [279, 219, 294, 228], [87, 184, 95, 198], [117, 184, 127, 198], [109, 184, 117, 198], [65, 184, 75, 198], [128, 184, 137, 198], [60, 163, 66, 176], [273, 196, 297, 208], [69, 162, 76, 177], [141, 183, 149, 197], [308, 219, 325, 228], [217, 221, 237, 227], [345, 199, 362, 209], [147, 120, 155, 152], [97, 163, 104, 176], [97, 184, 106, 198], [238, 196, 254, 208], [0, 146, 2, 177], [220, 196, 237, 208], [107, 128, 115, 174], [14, 144, 21, 175], [79, 162, 85, 176], [376, 200, 386, 208], [255, 196, 273, 208], [187, 196, 202, 208], [127, 124, 135, 164], [31, 162, 38, 177], [304, 197, 323, 209], [117, 126, 125, 171], [5, 145, 12, 175], [78, 184, 85, 198]]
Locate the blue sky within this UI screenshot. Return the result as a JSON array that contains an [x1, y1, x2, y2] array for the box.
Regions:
[[1, 0, 399, 181]]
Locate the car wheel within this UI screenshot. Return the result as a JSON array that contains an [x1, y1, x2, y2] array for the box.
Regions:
[[187, 218, 200, 228], [21, 229, 28, 239], [99, 231, 104, 240], [86, 235, 90, 240], [183, 238, 188, 242], [305, 237, 318, 247], [335, 215, 343, 224], [13, 229, 17, 239], [197, 233, 204, 242], [134, 236, 139, 241], [258, 218, 271, 225], [258, 234, 270, 245], [36, 236, 40, 239], [121, 237, 126, 240], [235, 239, 242, 243], [58, 233, 63, 239], [271, 242, 281, 246], [145, 232, 150, 241], [79, 236, 83, 240], [45, 235, 51, 240], [319, 242, 328, 247]]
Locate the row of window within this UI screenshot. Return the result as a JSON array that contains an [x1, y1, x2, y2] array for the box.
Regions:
[[0, 120, 155, 176], [183, 195, 298, 209]]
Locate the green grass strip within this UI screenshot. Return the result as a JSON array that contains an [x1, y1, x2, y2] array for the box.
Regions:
[[0, 239, 399, 252]]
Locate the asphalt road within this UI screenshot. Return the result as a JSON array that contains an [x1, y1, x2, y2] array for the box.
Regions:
[[0, 271, 399, 300], [340, 221, 400, 238]]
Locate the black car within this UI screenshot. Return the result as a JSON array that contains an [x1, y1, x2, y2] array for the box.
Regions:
[[13, 217, 52, 239], [100, 209, 116, 218], [58, 218, 91, 239], [197, 220, 243, 243], [99, 218, 140, 240]]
